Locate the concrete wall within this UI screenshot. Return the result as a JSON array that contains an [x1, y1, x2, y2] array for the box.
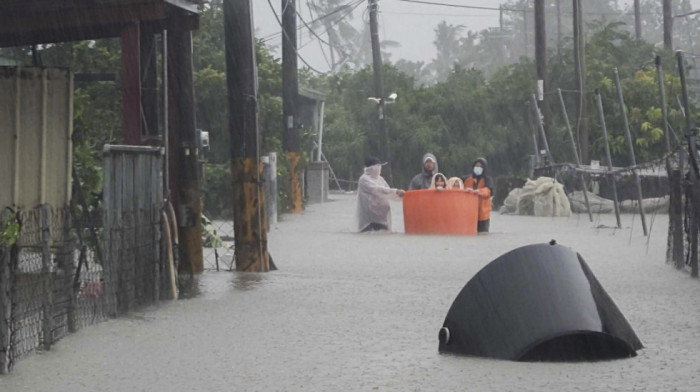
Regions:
[[0, 67, 73, 210]]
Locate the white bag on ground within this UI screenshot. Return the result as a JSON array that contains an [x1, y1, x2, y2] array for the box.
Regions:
[[500, 188, 521, 215], [517, 179, 538, 216], [532, 177, 571, 217]]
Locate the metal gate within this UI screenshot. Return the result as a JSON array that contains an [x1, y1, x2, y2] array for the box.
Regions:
[[102, 145, 164, 314]]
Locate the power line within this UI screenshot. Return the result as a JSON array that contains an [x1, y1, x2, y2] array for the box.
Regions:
[[260, 0, 363, 42], [396, 0, 651, 16], [398, 0, 523, 12], [266, 0, 329, 74], [296, 6, 334, 70]]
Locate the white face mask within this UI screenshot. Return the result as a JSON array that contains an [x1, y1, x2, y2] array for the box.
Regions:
[[473, 166, 484, 176]]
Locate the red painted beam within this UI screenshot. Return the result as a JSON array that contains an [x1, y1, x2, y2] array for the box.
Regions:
[[121, 22, 142, 145]]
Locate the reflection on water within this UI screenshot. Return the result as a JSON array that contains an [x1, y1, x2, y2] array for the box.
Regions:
[[232, 272, 266, 291]]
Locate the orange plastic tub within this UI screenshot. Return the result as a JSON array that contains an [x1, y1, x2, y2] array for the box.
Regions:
[[403, 189, 480, 235]]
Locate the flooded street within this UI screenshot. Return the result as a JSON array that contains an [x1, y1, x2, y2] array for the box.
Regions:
[[2, 194, 700, 391]]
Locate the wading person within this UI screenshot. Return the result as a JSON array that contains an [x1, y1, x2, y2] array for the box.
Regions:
[[357, 157, 406, 232], [463, 158, 494, 233], [446, 177, 464, 190], [409, 153, 438, 190], [429, 173, 448, 190]]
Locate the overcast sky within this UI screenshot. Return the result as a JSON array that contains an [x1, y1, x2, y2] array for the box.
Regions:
[[253, 0, 700, 72]]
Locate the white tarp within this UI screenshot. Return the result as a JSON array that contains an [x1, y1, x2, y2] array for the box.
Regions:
[[515, 177, 571, 217], [500, 188, 521, 215]]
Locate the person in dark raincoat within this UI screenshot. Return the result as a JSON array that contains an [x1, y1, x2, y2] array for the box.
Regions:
[[463, 157, 494, 233], [408, 153, 438, 190]]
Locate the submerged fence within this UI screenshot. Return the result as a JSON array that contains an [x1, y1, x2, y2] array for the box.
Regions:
[[0, 146, 173, 373]]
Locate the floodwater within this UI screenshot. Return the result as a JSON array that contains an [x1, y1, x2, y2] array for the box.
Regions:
[[2, 194, 700, 391]]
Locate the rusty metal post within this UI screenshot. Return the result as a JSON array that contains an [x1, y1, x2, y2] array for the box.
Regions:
[[224, 0, 270, 272], [595, 90, 622, 229], [121, 22, 142, 145]]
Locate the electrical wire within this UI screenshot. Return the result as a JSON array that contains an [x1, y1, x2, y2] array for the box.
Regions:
[[296, 6, 334, 71], [260, 0, 364, 42], [397, 0, 523, 12], [266, 0, 329, 74]]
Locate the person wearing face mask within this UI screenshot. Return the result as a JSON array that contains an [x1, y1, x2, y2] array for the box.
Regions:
[[463, 157, 494, 233], [357, 157, 406, 232], [409, 153, 438, 190]]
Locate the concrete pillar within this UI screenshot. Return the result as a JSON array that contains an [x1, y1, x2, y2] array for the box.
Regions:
[[306, 161, 329, 204], [263, 153, 278, 231]]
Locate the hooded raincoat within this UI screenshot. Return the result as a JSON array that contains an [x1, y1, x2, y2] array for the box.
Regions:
[[357, 164, 402, 232], [429, 173, 448, 189], [409, 153, 438, 190], [463, 158, 494, 223], [446, 177, 464, 190]]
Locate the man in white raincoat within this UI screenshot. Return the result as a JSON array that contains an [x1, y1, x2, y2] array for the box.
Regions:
[[357, 157, 406, 232]]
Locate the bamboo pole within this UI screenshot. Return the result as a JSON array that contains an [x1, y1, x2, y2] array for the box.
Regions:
[[656, 56, 684, 268], [613, 68, 648, 236], [677, 51, 698, 277], [595, 90, 622, 229], [558, 88, 593, 221]]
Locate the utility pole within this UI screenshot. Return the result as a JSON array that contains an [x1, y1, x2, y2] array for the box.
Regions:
[[556, 0, 562, 57], [369, 0, 391, 184], [573, 0, 588, 164], [523, 8, 528, 58], [499, 6, 503, 32], [663, 0, 673, 50], [282, 0, 302, 212], [168, 29, 203, 276], [534, 0, 549, 145], [224, 0, 270, 272], [633, 0, 641, 41]]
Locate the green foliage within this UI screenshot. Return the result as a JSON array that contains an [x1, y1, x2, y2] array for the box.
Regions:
[[0, 214, 19, 246], [202, 164, 233, 219], [201, 214, 224, 248]]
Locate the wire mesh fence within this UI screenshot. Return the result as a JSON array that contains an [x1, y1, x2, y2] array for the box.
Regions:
[[0, 202, 168, 373]]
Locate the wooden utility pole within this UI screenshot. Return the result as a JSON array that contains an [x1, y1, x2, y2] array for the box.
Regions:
[[224, 0, 270, 272], [523, 8, 528, 58], [168, 29, 203, 275], [369, 0, 391, 184], [140, 27, 159, 140], [534, 0, 549, 141], [282, 0, 302, 212], [121, 22, 141, 145], [633, 0, 641, 41], [573, 0, 589, 164], [531, 94, 553, 164], [556, 0, 562, 56], [663, 0, 673, 50]]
